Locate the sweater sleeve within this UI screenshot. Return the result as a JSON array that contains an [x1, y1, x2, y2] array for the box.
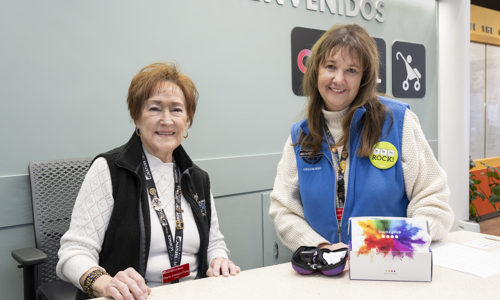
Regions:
[[206, 192, 230, 266], [269, 136, 330, 252], [56, 157, 114, 290], [402, 109, 454, 241]]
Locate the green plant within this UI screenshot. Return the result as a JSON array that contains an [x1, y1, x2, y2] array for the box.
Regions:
[[480, 162, 500, 210], [469, 157, 500, 222], [469, 158, 484, 222]]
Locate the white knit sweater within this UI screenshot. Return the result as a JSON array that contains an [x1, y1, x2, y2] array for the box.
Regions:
[[269, 107, 454, 252], [57, 147, 229, 289]]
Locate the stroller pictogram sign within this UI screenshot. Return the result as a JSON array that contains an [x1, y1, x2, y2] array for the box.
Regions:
[[392, 41, 426, 98]]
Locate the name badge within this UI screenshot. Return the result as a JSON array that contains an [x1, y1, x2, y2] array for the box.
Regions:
[[299, 150, 323, 158], [370, 142, 398, 169], [162, 263, 190, 283], [299, 150, 323, 165]]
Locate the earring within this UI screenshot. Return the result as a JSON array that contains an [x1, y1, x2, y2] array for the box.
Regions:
[[135, 127, 141, 136], [183, 130, 189, 139]]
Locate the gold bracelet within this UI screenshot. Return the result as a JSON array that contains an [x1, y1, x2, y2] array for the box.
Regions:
[[83, 269, 110, 298]]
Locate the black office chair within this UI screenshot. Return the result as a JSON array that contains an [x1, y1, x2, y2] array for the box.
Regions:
[[12, 158, 93, 300]]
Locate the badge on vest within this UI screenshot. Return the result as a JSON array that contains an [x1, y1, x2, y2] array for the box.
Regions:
[[299, 150, 323, 165], [370, 142, 398, 169], [194, 193, 207, 217]]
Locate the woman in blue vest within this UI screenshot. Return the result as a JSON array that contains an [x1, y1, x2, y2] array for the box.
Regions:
[[57, 62, 240, 299], [269, 24, 454, 252]]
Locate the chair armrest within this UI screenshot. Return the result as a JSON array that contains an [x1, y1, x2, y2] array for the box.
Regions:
[[12, 248, 48, 266]]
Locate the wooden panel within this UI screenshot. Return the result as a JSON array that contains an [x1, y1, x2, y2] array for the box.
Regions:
[[471, 5, 500, 46], [472, 156, 500, 171]]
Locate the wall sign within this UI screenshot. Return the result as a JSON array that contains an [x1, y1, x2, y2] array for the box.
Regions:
[[374, 37, 386, 94], [291, 27, 325, 96], [291, 27, 387, 96], [391, 41, 426, 98], [252, 0, 386, 23]]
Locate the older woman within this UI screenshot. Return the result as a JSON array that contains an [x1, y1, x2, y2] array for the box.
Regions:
[[269, 24, 454, 252], [57, 62, 240, 299]]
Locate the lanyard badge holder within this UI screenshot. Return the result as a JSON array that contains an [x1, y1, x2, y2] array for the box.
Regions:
[[323, 122, 348, 231], [291, 246, 348, 276], [141, 151, 188, 283]]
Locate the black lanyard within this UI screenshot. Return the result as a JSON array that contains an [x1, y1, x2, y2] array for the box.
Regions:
[[141, 151, 184, 271], [323, 122, 348, 223]]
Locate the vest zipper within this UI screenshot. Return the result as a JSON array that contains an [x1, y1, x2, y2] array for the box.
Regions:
[[322, 148, 342, 244], [338, 141, 352, 245], [338, 226, 341, 243], [321, 127, 345, 245], [338, 149, 347, 245], [327, 143, 346, 245]]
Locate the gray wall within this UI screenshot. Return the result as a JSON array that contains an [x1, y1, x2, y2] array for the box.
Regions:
[[1, 1, 439, 298]]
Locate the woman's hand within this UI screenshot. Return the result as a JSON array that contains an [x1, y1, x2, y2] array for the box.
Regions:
[[318, 242, 347, 251], [81, 267, 151, 300], [206, 257, 241, 277]]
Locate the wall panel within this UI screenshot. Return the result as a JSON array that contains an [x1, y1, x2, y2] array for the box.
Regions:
[[214, 193, 265, 271], [1, 225, 36, 300]]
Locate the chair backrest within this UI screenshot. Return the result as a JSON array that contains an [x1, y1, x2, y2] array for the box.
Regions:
[[29, 158, 93, 287]]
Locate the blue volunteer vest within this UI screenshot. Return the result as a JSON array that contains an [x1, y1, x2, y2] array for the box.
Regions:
[[291, 96, 409, 243]]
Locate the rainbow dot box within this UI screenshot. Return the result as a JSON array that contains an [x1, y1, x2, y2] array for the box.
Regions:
[[348, 217, 432, 282]]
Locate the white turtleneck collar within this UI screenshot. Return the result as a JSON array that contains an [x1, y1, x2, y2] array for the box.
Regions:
[[142, 145, 173, 173], [322, 106, 349, 130]]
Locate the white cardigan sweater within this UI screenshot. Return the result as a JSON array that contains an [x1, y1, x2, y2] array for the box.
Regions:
[[57, 148, 229, 289]]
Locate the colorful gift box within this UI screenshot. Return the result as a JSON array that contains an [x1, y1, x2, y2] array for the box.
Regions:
[[348, 217, 432, 282]]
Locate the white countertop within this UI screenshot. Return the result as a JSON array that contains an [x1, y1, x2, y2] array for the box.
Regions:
[[95, 231, 500, 300]]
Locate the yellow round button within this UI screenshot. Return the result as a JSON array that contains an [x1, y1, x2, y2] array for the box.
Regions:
[[369, 142, 398, 169]]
